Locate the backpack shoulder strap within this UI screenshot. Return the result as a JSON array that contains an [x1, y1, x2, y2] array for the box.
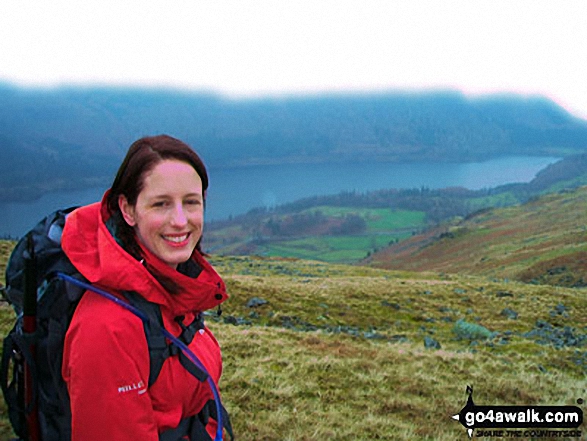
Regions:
[[121, 292, 235, 440], [122, 291, 208, 387]]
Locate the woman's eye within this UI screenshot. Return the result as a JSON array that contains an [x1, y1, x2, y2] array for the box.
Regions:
[[186, 199, 201, 206], [152, 201, 168, 208]]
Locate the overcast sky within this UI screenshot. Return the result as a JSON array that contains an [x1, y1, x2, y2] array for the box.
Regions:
[[1, 0, 587, 119]]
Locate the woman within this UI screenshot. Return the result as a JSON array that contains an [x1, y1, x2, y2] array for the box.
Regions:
[[61, 135, 231, 440]]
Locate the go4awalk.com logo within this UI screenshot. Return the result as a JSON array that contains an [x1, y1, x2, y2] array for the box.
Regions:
[[451, 386, 584, 438]]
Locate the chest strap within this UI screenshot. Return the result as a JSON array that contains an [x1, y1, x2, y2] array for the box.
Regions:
[[159, 399, 234, 441]]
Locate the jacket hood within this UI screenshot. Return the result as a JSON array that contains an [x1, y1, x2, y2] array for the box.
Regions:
[[61, 192, 228, 315]]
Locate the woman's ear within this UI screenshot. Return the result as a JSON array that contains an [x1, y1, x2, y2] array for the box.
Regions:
[[118, 195, 137, 227]]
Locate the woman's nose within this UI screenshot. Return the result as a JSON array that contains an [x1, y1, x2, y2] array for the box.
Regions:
[[170, 203, 188, 226]]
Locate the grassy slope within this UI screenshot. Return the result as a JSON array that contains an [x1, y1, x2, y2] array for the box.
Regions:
[[207, 207, 426, 264], [367, 186, 587, 287], [1, 244, 586, 440]]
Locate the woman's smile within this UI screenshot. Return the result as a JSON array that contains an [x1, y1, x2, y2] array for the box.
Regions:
[[162, 232, 191, 246]]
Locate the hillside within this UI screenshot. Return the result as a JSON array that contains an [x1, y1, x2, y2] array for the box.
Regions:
[[1, 244, 585, 439], [204, 153, 587, 263], [366, 185, 587, 288], [2, 82, 587, 201]]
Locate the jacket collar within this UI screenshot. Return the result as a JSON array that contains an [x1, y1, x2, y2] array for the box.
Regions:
[[62, 191, 228, 315]]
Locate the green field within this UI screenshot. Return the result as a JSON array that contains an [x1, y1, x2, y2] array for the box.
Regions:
[[303, 206, 427, 231], [223, 207, 427, 263], [268, 207, 425, 263], [260, 233, 410, 262]]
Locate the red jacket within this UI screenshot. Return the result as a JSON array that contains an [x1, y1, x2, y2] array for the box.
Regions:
[[61, 196, 229, 440]]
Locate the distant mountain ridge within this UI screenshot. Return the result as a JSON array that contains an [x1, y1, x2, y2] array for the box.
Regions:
[[1, 82, 587, 201]]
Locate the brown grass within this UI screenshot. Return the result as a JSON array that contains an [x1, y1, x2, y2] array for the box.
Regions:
[[1, 244, 586, 440], [367, 186, 587, 288]]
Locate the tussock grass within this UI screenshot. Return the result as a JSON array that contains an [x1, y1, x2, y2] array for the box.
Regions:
[[214, 325, 584, 440], [207, 256, 586, 439], [1, 245, 586, 440]]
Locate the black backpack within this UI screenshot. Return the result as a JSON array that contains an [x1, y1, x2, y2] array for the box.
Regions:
[[1, 208, 233, 441]]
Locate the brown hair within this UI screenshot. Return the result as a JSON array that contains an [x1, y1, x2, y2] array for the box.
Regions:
[[106, 135, 209, 292]]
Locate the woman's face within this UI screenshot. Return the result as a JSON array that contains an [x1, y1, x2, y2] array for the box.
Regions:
[[119, 159, 204, 268]]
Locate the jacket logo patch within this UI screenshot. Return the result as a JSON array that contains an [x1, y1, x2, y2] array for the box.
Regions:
[[117, 380, 146, 395]]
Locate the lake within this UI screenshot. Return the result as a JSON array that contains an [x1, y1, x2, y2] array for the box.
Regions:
[[0, 155, 559, 238]]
